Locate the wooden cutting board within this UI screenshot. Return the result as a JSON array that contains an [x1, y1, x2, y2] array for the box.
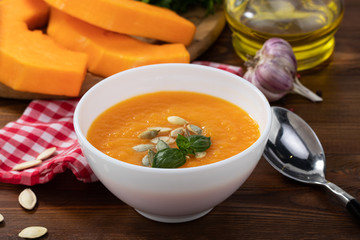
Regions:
[[0, 7, 226, 99]]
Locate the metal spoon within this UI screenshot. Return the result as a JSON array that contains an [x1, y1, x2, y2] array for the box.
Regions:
[[263, 106, 360, 220]]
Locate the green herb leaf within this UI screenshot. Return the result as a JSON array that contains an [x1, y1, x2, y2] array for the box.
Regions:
[[175, 134, 190, 151], [177, 134, 199, 155], [188, 135, 211, 152], [152, 148, 186, 168]]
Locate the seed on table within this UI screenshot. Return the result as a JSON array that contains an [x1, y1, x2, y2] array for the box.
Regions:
[[18, 226, 47, 239], [147, 127, 172, 133], [12, 159, 42, 171], [36, 147, 56, 161], [18, 188, 37, 210], [0, 213, 4, 223], [167, 116, 188, 125], [138, 129, 160, 139], [132, 144, 154, 152], [187, 124, 202, 135]]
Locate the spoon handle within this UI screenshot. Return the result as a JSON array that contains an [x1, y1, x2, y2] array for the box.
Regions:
[[324, 181, 360, 221], [346, 199, 360, 221]]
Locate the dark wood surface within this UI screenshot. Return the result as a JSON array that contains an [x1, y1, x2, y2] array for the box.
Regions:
[[1, 1, 360, 239]]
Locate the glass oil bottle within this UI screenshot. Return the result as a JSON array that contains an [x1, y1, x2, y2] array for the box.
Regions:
[[225, 0, 344, 71]]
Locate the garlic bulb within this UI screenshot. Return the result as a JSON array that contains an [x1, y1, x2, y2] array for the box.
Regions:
[[244, 38, 323, 102]]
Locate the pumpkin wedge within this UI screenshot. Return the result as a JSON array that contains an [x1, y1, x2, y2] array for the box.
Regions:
[[0, 0, 88, 96], [44, 0, 196, 46], [47, 8, 190, 77], [1, 0, 49, 29]]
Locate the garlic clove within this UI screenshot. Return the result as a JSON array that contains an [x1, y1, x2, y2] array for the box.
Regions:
[[254, 61, 294, 92], [246, 70, 287, 102], [244, 38, 322, 102], [292, 77, 323, 102], [261, 38, 297, 67]]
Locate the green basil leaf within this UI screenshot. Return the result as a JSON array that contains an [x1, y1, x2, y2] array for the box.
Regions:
[[176, 134, 195, 155], [188, 135, 211, 152], [176, 134, 190, 150], [152, 148, 186, 168]]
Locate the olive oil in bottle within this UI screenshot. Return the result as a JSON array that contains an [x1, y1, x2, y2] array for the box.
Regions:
[[225, 0, 344, 71]]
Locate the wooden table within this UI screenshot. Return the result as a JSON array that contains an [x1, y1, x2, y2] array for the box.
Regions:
[[1, 1, 360, 239]]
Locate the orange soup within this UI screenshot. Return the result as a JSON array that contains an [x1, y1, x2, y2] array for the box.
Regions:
[[87, 91, 260, 168]]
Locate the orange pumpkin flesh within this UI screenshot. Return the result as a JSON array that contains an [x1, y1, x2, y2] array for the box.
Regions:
[[0, 0, 88, 96], [47, 8, 190, 77], [44, 0, 196, 46]]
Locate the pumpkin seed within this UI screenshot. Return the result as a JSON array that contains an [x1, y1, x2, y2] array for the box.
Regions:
[[132, 144, 154, 152], [167, 116, 188, 125], [170, 127, 185, 137], [36, 147, 56, 161], [156, 140, 170, 151], [18, 226, 47, 239], [195, 151, 207, 159], [150, 136, 175, 144], [138, 129, 160, 139], [142, 149, 155, 166], [187, 124, 203, 135], [184, 127, 191, 137], [142, 155, 150, 166], [0, 213, 4, 223], [12, 159, 42, 171], [148, 149, 155, 166], [147, 127, 172, 133], [18, 188, 37, 210]]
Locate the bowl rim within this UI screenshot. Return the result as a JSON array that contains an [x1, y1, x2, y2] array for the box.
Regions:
[[74, 63, 272, 174]]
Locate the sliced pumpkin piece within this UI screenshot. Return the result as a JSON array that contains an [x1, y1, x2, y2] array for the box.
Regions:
[[44, 0, 196, 46], [47, 8, 190, 77], [0, 0, 88, 96], [0, 0, 49, 29]]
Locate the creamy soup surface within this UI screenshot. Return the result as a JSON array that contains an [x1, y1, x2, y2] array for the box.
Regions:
[[87, 91, 260, 168]]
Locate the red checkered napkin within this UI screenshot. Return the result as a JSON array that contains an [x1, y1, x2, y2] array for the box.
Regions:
[[0, 62, 243, 186], [192, 61, 244, 76], [0, 99, 97, 185]]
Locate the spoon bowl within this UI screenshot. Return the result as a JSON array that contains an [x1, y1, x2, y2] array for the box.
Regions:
[[263, 106, 360, 221]]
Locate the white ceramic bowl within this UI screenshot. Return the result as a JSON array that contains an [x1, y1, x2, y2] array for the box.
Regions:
[[74, 63, 271, 223]]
